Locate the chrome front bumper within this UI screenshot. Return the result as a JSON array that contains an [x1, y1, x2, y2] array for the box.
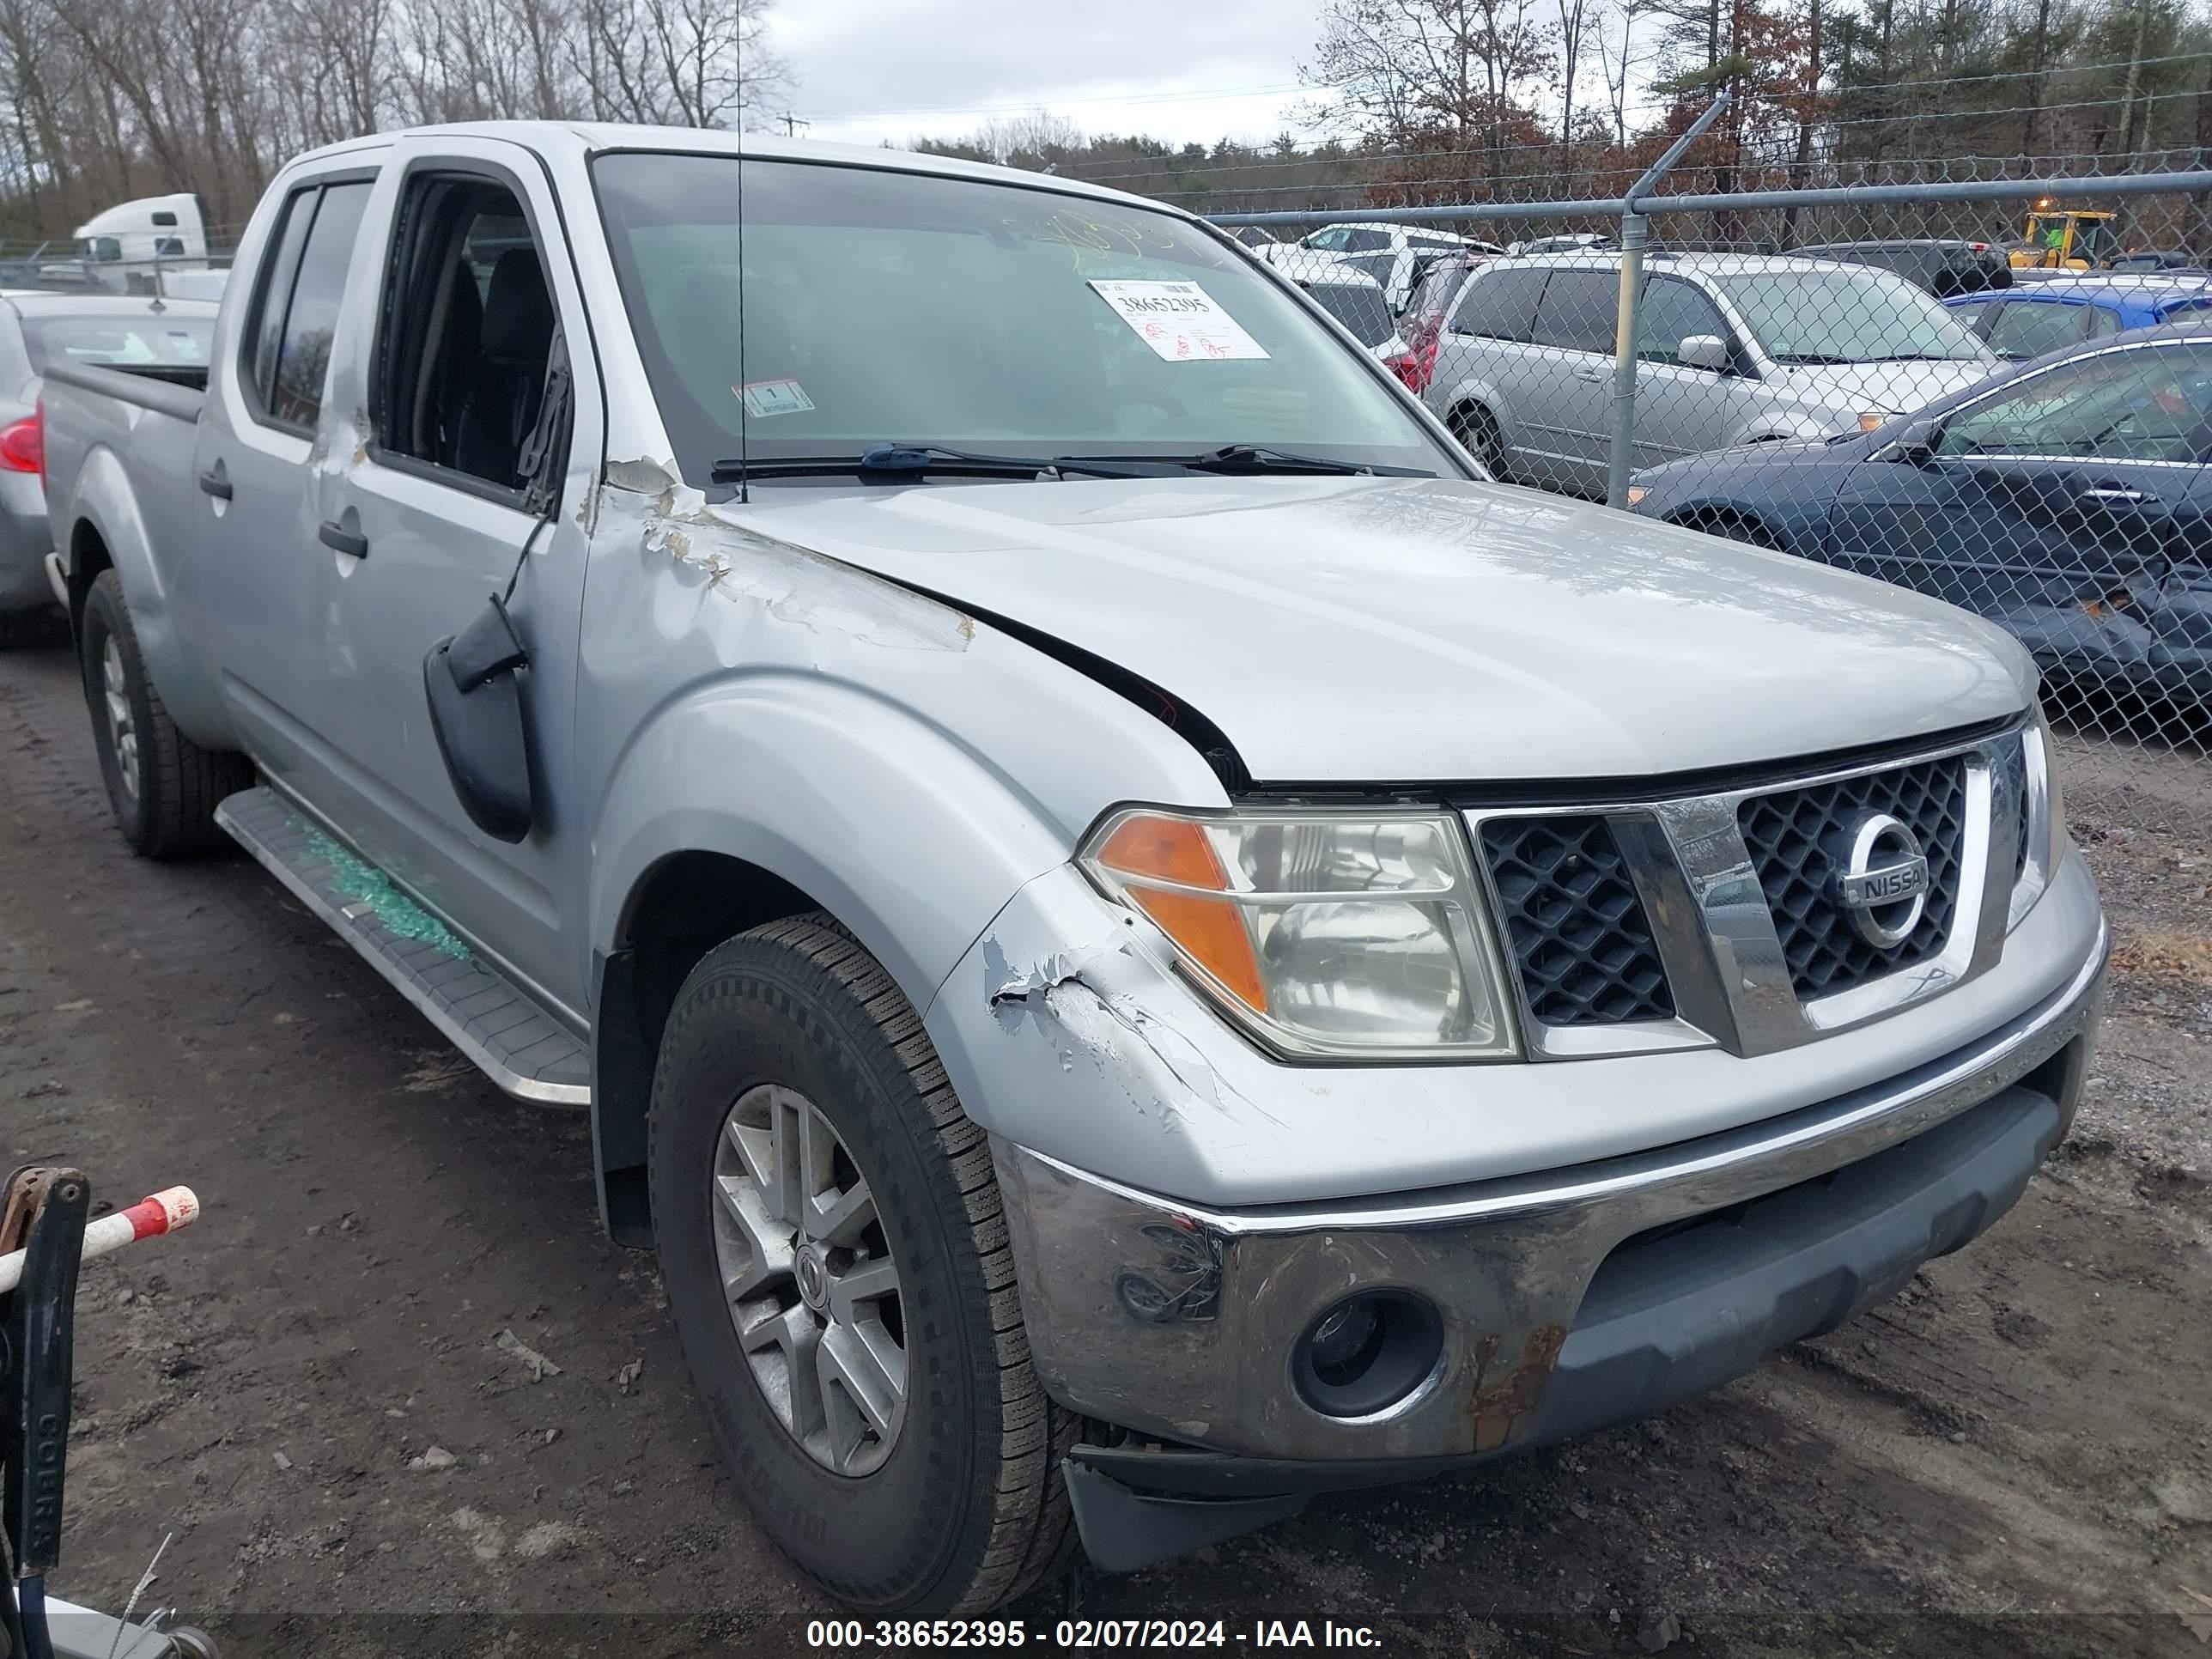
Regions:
[[994, 925, 2106, 1465]]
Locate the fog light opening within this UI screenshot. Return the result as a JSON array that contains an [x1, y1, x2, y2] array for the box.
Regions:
[[1292, 1290, 1443, 1419]]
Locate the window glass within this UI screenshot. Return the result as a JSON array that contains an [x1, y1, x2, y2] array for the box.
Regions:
[[1638, 276, 1729, 365], [1340, 228, 1391, 252], [152, 210, 179, 227], [153, 236, 185, 258], [1711, 269, 1989, 364], [2085, 306, 2124, 338], [1528, 269, 1615, 354], [270, 180, 371, 429], [1948, 299, 1998, 338], [1301, 280, 1395, 348], [1937, 343, 2212, 463], [246, 189, 316, 410], [1984, 301, 2094, 362], [1449, 266, 1546, 340], [2162, 297, 2212, 320], [592, 155, 1455, 486], [19, 313, 213, 373], [1407, 234, 1464, 250], [1304, 228, 1349, 252], [78, 237, 120, 263], [1406, 262, 1471, 333], [1337, 252, 1395, 289]]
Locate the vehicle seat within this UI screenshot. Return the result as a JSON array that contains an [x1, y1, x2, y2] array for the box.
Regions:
[[453, 247, 554, 489], [428, 254, 483, 465]]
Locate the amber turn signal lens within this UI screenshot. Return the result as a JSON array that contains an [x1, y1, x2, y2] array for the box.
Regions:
[[1092, 814, 1267, 1012]]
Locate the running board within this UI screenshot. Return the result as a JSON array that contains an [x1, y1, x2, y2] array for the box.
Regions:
[[216, 787, 592, 1106]]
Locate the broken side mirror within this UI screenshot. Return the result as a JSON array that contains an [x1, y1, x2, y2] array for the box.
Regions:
[[422, 595, 533, 843]]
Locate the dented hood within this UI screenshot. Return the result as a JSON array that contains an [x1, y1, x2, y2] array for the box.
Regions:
[[719, 476, 2033, 785]]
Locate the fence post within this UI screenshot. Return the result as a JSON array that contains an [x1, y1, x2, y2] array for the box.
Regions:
[[1606, 91, 1732, 510]]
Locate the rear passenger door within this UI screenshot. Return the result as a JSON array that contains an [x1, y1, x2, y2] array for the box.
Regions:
[[193, 168, 378, 799]]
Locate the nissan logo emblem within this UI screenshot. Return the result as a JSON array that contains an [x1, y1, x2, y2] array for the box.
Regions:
[[1832, 811, 1930, 948]]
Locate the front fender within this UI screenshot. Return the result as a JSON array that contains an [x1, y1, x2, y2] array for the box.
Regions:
[[589, 673, 1085, 1012]]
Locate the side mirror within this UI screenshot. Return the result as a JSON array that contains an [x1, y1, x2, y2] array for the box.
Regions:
[[422, 595, 534, 843], [1679, 334, 1729, 372], [1885, 422, 1941, 465]]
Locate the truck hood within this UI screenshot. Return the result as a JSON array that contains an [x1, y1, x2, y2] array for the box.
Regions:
[[720, 476, 2033, 785]]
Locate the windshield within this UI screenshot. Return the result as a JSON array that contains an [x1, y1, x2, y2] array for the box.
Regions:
[[591, 154, 1456, 486], [1711, 269, 1992, 364], [18, 312, 212, 373]]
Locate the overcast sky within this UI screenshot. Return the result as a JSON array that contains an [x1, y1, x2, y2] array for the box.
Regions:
[[767, 0, 1336, 151]]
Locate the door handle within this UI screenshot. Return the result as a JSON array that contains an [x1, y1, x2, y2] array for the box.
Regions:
[[197, 463, 231, 500], [319, 519, 368, 558], [2079, 485, 2155, 506]]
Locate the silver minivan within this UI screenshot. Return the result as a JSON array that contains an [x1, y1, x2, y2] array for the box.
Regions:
[[1424, 252, 1999, 495]]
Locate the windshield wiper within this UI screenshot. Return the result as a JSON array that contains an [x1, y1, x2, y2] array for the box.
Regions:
[[1056, 444, 1433, 477], [710, 444, 1148, 484]]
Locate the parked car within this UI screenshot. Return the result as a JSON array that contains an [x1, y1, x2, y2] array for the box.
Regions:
[[1795, 239, 2014, 299], [1382, 251, 1501, 392], [41, 123, 2103, 1614], [1506, 232, 1614, 258], [1264, 222, 1498, 312], [1288, 268, 1403, 362], [1626, 321, 2212, 710], [1425, 250, 1998, 495], [1944, 274, 2212, 360], [0, 293, 215, 646]]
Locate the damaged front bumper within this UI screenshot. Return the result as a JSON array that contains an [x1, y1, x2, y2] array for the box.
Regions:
[[988, 927, 2106, 1567]]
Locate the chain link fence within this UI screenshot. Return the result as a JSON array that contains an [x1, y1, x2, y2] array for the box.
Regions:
[[1215, 164, 2212, 839]]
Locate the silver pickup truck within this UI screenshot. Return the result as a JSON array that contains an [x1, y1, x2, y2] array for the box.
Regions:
[[40, 122, 2106, 1613]]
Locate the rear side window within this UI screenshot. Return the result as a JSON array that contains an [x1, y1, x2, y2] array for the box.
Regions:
[[244, 179, 373, 432], [1341, 228, 1391, 253], [1529, 270, 1616, 354], [1450, 267, 1547, 342], [1302, 282, 1394, 348]]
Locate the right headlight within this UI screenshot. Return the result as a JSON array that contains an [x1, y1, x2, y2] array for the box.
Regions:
[[1078, 806, 1519, 1061], [2010, 704, 2068, 930]]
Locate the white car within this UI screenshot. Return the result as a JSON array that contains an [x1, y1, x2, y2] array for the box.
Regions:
[[1264, 222, 1500, 312]]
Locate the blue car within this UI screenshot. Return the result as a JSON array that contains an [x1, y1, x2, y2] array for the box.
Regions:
[[1626, 321, 2212, 711], [1944, 275, 2212, 362]]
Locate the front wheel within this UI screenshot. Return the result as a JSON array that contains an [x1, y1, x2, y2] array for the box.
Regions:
[[79, 569, 251, 858], [649, 915, 1076, 1613], [1449, 403, 1504, 477]]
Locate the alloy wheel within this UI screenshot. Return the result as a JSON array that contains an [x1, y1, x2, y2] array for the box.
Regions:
[[711, 1083, 907, 1475], [102, 636, 138, 799]]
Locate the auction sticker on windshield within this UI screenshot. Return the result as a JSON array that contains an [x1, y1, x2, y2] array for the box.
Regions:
[[1088, 280, 1269, 362]]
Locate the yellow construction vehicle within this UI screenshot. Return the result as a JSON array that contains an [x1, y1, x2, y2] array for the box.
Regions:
[[2009, 204, 2119, 270]]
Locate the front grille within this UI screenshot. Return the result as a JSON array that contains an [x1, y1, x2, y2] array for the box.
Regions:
[[1480, 816, 1674, 1025], [1739, 756, 1969, 1002]]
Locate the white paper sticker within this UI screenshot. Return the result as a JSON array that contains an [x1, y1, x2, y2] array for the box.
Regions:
[[738, 378, 815, 417], [1088, 280, 1270, 362]]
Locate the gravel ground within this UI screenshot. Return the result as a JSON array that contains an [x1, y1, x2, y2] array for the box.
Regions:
[[2, 635, 2208, 1659]]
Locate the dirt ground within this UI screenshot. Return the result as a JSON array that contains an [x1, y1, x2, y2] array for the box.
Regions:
[[2, 635, 2207, 1659]]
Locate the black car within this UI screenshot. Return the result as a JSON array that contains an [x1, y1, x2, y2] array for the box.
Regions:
[[1627, 321, 2212, 713], [1795, 238, 2014, 298]]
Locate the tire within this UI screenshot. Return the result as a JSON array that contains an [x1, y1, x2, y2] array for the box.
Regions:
[[79, 568, 252, 859], [1449, 402, 1504, 477], [650, 915, 1078, 1613]]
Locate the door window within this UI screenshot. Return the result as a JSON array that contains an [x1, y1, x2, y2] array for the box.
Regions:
[[1340, 228, 1392, 252], [1937, 343, 2212, 463], [1528, 270, 1615, 354], [1637, 276, 1730, 366], [243, 179, 372, 433], [375, 171, 562, 496], [1304, 228, 1350, 252], [1449, 266, 1547, 341]]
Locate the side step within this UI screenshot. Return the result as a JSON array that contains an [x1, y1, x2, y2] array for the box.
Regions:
[[216, 787, 592, 1106]]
